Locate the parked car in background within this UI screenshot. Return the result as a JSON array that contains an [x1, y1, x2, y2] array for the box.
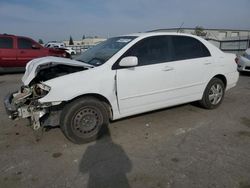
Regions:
[[0, 34, 67, 72], [44, 42, 76, 56], [4, 32, 239, 144], [44, 41, 65, 48], [237, 48, 250, 72], [64, 47, 77, 55]]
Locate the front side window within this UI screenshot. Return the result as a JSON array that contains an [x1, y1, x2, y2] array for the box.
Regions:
[[75, 36, 137, 66], [0, 37, 13, 49], [124, 36, 171, 66], [18, 38, 34, 49], [172, 36, 210, 61]]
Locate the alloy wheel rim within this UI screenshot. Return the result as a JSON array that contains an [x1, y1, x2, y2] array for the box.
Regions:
[[208, 83, 223, 105]]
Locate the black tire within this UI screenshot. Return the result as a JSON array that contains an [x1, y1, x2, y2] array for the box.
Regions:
[[199, 78, 225, 109], [60, 97, 110, 144], [66, 53, 71, 58]]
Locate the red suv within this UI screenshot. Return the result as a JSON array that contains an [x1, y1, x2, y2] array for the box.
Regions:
[[0, 34, 67, 72]]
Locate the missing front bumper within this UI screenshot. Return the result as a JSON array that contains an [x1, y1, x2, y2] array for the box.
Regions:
[[4, 92, 47, 130]]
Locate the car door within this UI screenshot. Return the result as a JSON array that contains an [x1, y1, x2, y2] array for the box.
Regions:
[[17, 37, 45, 66], [168, 36, 213, 98], [115, 36, 178, 116], [0, 36, 17, 67]]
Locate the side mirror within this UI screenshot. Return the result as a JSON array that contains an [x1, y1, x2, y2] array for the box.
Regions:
[[32, 44, 40, 49], [119, 56, 138, 67]]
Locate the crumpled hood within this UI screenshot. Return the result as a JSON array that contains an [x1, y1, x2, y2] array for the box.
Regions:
[[22, 56, 91, 85]]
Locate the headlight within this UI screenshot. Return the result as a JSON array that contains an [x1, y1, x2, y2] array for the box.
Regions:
[[33, 83, 51, 97]]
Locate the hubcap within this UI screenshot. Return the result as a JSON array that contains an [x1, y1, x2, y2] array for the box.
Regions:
[[208, 83, 223, 105], [72, 107, 101, 137]]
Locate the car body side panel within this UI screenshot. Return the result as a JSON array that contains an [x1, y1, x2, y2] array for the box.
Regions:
[[0, 36, 17, 67], [203, 53, 239, 91], [16, 48, 47, 67], [116, 62, 178, 115]]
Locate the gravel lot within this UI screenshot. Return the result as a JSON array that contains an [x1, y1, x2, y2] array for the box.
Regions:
[[0, 73, 250, 188]]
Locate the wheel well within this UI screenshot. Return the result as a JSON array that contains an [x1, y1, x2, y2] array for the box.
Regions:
[[213, 74, 227, 87], [68, 94, 113, 119]]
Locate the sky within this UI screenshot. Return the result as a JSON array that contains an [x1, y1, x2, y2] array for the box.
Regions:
[[0, 0, 250, 42]]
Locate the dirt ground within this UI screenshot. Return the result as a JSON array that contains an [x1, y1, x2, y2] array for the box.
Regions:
[[0, 73, 250, 188]]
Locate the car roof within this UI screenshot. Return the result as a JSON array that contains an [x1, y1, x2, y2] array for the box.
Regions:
[[121, 32, 197, 38], [0, 34, 36, 40]]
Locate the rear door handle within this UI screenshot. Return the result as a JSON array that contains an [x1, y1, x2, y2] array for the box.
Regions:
[[162, 66, 174, 71]]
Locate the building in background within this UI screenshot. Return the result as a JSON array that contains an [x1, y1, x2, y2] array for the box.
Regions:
[[150, 28, 250, 54]]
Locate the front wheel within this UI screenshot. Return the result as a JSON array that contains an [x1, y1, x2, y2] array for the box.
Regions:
[[60, 97, 109, 144], [199, 78, 225, 109]]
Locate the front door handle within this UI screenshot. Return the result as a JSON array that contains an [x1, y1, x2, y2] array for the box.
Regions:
[[204, 62, 212, 65], [162, 66, 174, 71]]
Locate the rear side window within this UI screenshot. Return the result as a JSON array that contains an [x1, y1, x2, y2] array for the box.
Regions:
[[124, 36, 171, 66], [18, 38, 34, 49], [0, 37, 13, 49], [172, 36, 210, 61]]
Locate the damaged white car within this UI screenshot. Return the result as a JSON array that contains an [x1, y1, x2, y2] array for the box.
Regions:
[[4, 32, 239, 144]]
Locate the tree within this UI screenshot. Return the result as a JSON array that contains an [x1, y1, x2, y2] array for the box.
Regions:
[[178, 28, 184, 33], [193, 26, 207, 37], [38, 39, 44, 44], [82, 35, 86, 40], [69, 36, 74, 45]]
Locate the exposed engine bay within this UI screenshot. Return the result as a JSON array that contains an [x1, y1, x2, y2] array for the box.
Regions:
[[30, 64, 86, 84], [5, 61, 89, 131]]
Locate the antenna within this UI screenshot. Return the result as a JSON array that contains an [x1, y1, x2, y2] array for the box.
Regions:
[[177, 22, 184, 33]]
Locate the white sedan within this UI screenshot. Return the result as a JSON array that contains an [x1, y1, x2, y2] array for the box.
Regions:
[[4, 32, 239, 144], [64, 47, 77, 55], [237, 48, 250, 72]]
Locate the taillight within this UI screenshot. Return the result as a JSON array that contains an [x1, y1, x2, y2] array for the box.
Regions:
[[235, 57, 239, 64]]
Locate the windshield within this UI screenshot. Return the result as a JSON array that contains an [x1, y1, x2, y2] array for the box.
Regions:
[[75, 36, 137, 66]]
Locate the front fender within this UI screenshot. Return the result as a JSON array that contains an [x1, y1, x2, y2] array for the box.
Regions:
[[38, 67, 116, 107]]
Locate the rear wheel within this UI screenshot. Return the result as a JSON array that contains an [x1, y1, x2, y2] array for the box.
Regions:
[[199, 78, 225, 109], [60, 97, 109, 144]]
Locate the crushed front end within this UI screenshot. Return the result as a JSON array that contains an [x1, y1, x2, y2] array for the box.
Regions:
[[4, 83, 52, 130], [4, 56, 91, 131]]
